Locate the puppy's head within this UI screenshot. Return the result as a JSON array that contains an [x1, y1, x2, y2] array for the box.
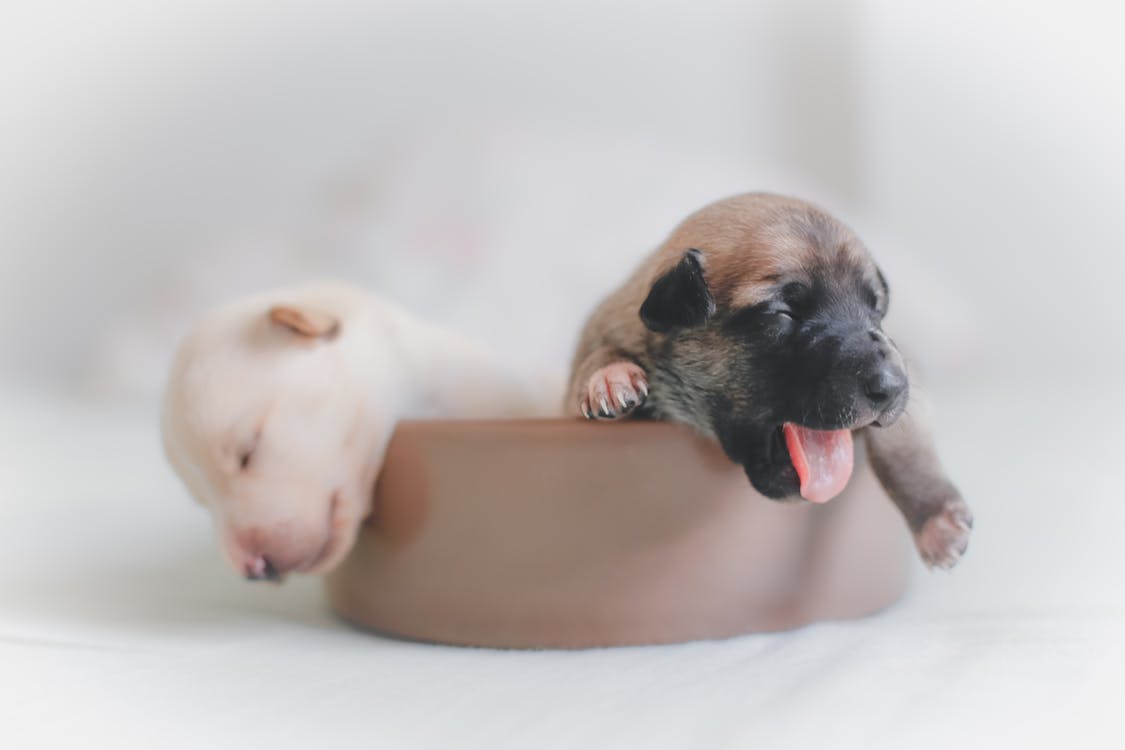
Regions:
[[161, 284, 389, 581], [640, 194, 908, 502]]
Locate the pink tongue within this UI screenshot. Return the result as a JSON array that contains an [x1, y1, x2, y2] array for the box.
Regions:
[[782, 424, 854, 503]]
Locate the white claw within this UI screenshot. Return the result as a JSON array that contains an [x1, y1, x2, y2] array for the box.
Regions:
[[931, 548, 961, 571], [599, 397, 610, 416], [616, 391, 629, 410]]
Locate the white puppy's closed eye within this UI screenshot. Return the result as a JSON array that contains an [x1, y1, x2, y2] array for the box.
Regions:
[[162, 281, 559, 581], [235, 429, 261, 472], [219, 410, 265, 475]]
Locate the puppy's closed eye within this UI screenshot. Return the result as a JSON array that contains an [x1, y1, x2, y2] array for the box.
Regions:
[[234, 429, 261, 472], [724, 302, 797, 336], [780, 282, 810, 308]]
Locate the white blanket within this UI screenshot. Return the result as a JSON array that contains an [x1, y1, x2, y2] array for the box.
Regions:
[[2, 383, 1121, 750]]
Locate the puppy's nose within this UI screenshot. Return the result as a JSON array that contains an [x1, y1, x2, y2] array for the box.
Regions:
[[244, 555, 282, 582], [863, 364, 907, 408]]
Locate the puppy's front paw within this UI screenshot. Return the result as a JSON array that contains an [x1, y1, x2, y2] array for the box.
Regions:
[[915, 498, 973, 570], [579, 362, 648, 420]]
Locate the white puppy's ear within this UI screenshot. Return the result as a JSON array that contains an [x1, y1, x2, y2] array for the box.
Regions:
[[268, 305, 340, 339]]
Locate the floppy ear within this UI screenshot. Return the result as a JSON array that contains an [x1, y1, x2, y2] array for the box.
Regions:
[[639, 249, 716, 333], [268, 305, 340, 339]]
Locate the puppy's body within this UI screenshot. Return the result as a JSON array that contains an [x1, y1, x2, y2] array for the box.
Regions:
[[163, 281, 557, 580], [568, 194, 971, 568]]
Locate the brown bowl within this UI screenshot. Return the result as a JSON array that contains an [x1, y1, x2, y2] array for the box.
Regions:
[[325, 420, 912, 648]]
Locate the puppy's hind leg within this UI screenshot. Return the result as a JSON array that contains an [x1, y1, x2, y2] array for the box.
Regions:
[[864, 394, 973, 570], [569, 348, 649, 420]]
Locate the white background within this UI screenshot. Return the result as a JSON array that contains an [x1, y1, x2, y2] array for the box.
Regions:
[[4, 0, 1122, 390]]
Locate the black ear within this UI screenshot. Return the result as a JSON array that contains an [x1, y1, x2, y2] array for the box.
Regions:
[[639, 249, 716, 333]]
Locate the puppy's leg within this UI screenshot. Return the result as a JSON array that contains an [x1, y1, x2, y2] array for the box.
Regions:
[[864, 397, 973, 570], [569, 348, 648, 420]]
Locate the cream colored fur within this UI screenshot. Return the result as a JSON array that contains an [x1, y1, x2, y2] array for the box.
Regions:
[[162, 280, 556, 579]]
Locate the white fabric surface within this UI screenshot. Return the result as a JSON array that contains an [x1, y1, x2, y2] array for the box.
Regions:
[[1, 382, 1122, 750]]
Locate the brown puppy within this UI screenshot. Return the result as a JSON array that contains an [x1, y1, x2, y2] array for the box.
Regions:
[[568, 193, 972, 569]]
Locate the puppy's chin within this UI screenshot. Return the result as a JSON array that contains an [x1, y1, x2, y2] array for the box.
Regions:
[[301, 517, 363, 575], [740, 426, 802, 500], [742, 459, 802, 500], [870, 388, 910, 428], [291, 494, 369, 575], [715, 423, 802, 500]]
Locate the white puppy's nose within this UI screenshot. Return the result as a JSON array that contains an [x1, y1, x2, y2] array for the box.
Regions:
[[243, 555, 282, 582], [226, 524, 325, 582]]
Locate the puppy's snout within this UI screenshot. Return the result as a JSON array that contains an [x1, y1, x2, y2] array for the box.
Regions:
[[863, 364, 907, 408], [228, 526, 298, 582], [226, 521, 334, 582], [851, 328, 907, 419]]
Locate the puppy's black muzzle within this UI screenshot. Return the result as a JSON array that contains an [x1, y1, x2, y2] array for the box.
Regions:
[[865, 362, 908, 426], [858, 329, 909, 426]]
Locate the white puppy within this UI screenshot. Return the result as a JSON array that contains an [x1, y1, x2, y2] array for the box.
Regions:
[[162, 281, 556, 580]]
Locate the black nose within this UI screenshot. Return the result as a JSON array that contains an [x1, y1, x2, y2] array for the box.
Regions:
[[863, 365, 907, 408]]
